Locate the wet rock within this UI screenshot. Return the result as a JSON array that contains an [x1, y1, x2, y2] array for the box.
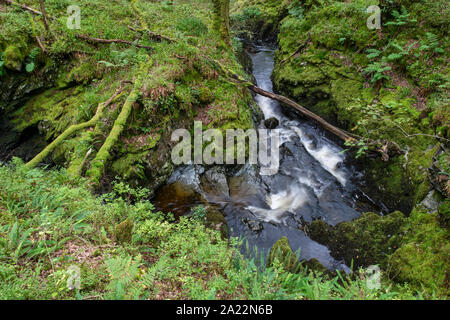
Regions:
[[241, 217, 263, 233], [308, 211, 406, 269], [264, 117, 279, 129], [303, 134, 318, 149], [419, 190, 440, 212], [266, 236, 300, 273], [200, 166, 230, 197]]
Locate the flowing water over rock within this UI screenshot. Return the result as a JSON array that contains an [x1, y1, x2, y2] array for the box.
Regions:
[[153, 46, 376, 271]]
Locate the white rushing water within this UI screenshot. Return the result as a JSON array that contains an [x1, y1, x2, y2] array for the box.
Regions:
[[247, 47, 349, 223]]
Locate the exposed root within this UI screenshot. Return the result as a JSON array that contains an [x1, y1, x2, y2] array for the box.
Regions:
[[86, 59, 152, 186], [25, 82, 129, 169], [35, 36, 48, 54]]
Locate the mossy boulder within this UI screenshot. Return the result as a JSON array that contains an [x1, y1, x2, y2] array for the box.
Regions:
[[3, 46, 24, 72], [114, 219, 134, 244], [301, 258, 327, 273], [387, 209, 450, 297], [309, 211, 406, 269], [205, 207, 228, 239], [267, 236, 300, 273]]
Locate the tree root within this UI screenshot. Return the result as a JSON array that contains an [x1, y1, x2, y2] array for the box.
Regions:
[[25, 82, 129, 169], [35, 36, 48, 54], [86, 59, 152, 186]]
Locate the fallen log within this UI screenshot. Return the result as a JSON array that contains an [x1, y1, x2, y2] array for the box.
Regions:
[[248, 85, 356, 142], [127, 25, 175, 43]]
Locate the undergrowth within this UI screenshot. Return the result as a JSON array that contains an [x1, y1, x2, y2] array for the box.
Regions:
[[0, 159, 424, 300]]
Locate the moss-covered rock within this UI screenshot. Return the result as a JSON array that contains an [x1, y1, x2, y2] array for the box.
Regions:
[[3, 46, 24, 72], [267, 236, 300, 273], [205, 207, 228, 239], [309, 211, 406, 269], [387, 208, 450, 297], [114, 219, 134, 244]]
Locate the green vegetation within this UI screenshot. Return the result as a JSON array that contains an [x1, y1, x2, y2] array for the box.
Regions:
[[1, 0, 255, 190], [0, 0, 448, 301], [0, 160, 426, 299]]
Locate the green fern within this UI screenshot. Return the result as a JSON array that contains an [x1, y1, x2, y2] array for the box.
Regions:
[[364, 61, 391, 83], [420, 32, 445, 54], [384, 6, 417, 27], [366, 48, 382, 59]]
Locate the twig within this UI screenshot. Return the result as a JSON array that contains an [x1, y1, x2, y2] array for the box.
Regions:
[[392, 121, 450, 143], [75, 34, 153, 50], [127, 25, 176, 43], [280, 33, 311, 65], [38, 0, 49, 32], [35, 36, 48, 54], [2, 0, 54, 19]]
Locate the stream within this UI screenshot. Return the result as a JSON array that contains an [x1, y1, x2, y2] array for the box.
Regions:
[[153, 46, 377, 271]]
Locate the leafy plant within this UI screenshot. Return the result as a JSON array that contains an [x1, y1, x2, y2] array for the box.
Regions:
[[25, 48, 40, 73], [419, 32, 445, 54], [191, 205, 207, 221], [364, 60, 391, 83], [288, 2, 304, 20], [344, 139, 369, 159], [366, 48, 382, 59], [384, 6, 417, 27]]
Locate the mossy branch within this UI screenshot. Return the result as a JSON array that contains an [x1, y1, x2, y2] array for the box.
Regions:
[[86, 60, 152, 186], [25, 83, 129, 169], [75, 34, 153, 51], [3, 0, 55, 19]]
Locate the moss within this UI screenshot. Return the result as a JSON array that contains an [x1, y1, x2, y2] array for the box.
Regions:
[[309, 211, 406, 269], [267, 236, 300, 273], [111, 151, 149, 182], [114, 219, 134, 244], [301, 258, 330, 276], [388, 209, 450, 297], [11, 87, 84, 139], [198, 87, 215, 105], [3, 46, 24, 71], [87, 60, 152, 186], [205, 207, 228, 239]]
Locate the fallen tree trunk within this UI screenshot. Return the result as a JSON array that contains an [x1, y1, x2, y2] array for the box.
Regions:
[[248, 85, 356, 141], [25, 83, 129, 169], [247, 85, 404, 160]]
